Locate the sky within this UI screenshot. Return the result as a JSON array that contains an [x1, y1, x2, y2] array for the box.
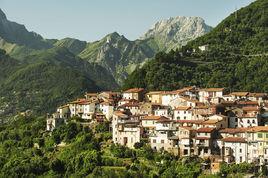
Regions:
[[0, 0, 254, 42]]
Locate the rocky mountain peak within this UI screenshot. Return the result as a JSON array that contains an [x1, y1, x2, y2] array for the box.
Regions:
[[140, 16, 212, 51], [0, 9, 7, 20]]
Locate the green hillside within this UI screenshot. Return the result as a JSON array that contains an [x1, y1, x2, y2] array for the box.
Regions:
[[0, 47, 118, 118], [187, 0, 268, 54], [78, 32, 156, 84], [54, 38, 87, 55], [123, 0, 268, 91]]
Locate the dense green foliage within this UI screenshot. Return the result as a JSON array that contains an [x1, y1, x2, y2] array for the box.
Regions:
[[0, 115, 262, 177], [123, 0, 268, 92], [0, 116, 205, 177], [188, 0, 268, 54], [0, 47, 118, 118]]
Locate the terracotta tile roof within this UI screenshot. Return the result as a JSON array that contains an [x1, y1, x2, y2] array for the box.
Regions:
[[194, 105, 209, 109], [250, 126, 268, 132], [230, 92, 249, 96], [201, 119, 222, 125], [142, 115, 161, 120], [113, 110, 128, 117], [200, 88, 224, 92], [156, 116, 172, 123], [180, 96, 200, 103], [58, 105, 69, 109], [248, 93, 267, 97], [175, 106, 191, 111], [237, 101, 259, 105], [196, 127, 215, 133], [195, 137, 210, 140], [85, 92, 98, 96], [242, 106, 259, 112], [180, 126, 194, 131], [69, 99, 92, 105], [222, 137, 246, 143], [146, 91, 162, 95], [221, 101, 236, 105], [219, 128, 249, 134], [120, 102, 141, 108], [119, 98, 139, 103], [176, 120, 203, 124], [124, 88, 144, 93]]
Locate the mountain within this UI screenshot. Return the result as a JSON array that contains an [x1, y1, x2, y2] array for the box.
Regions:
[[0, 9, 52, 50], [0, 47, 118, 118], [78, 32, 155, 84], [0, 8, 212, 86], [141, 16, 212, 51], [0, 8, 213, 117], [54, 38, 87, 55], [123, 0, 268, 92]]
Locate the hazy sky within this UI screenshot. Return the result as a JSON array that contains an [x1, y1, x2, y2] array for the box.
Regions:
[[0, 0, 254, 42]]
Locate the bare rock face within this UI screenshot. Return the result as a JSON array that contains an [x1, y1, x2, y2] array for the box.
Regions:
[[141, 16, 212, 51]]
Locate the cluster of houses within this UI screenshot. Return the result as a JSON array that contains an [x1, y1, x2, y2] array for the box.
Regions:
[[47, 86, 268, 166]]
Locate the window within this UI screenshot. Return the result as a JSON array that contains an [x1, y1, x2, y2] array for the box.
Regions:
[[240, 157, 242, 163], [184, 149, 188, 155], [184, 116, 186, 120], [204, 148, 208, 154], [258, 133, 263, 138], [184, 111, 186, 114], [235, 118, 238, 122], [247, 120, 250, 124], [205, 133, 208, 136], [161, 140, 165, 144], [266, 134, 268, 138], [240, 149, 242, 153], [153, 139, 156, 143], [252, 120, 255, 124]]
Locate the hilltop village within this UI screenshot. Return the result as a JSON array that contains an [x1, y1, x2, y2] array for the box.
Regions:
[[47, 87, 268, 167]]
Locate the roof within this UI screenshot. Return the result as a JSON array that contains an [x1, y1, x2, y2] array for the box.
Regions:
[[196, 127, 215, 133], [180, 126, 194, 131], [248, 93, 267, 97], [202, 119, 222, 125], [195, 137, 210, 140], [100, 101, 112, 106], [146, 91, 162, 95], [156, 116, 172, 123], [58, 105, 69, 109], [124, 88, 144, 93], [242, 106, 259, 112], [230, 92, 249, 96], [168, 136, 179, 140], [142, 115, 161, 120], [222, 137, 246, 143], [250, 126, 268, 132], [219, 128, 248, 134], [237, 101, 259, 105], [85, 92, 98, 96], [200, 88, 224, 92], [69, 99, 92, 105], [180, 96, 200, 103], [176, 120, 203, 124], [113, 110, 128, 118], [175, 106, 191, 111], [120, 102, 141, 108], [194, 105, 209, 109]]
